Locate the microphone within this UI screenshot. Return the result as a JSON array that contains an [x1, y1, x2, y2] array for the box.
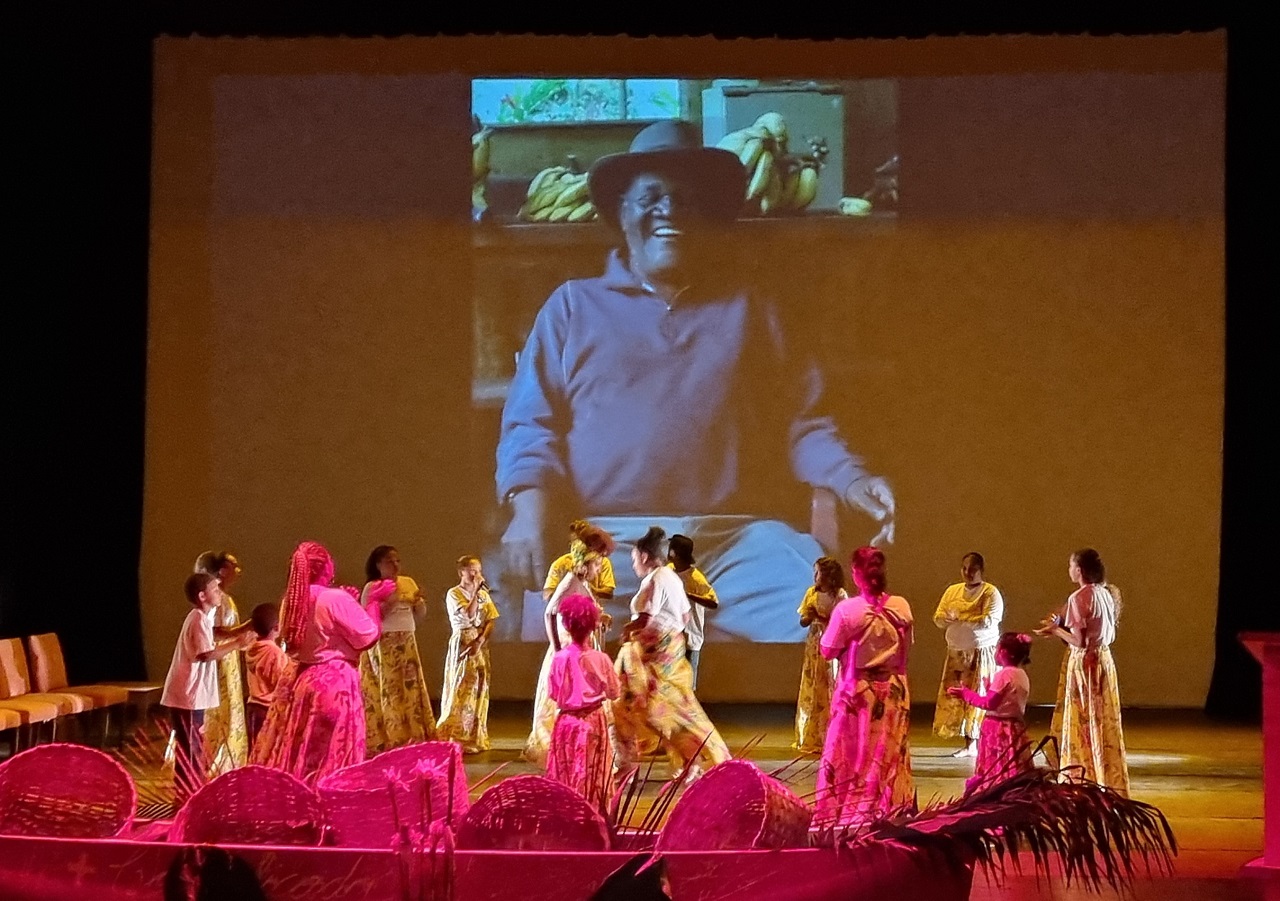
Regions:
[[479, 579, 495, 593]]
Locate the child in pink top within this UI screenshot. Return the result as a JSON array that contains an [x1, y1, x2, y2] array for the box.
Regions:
[[243, 602, 291, 750], [948, 631, 1034, 793], [546, 593, 620, 816]]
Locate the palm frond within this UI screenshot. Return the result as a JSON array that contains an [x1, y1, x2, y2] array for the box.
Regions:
[[830, 761, 1177, 895]]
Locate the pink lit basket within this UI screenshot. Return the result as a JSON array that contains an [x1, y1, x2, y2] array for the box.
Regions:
[[656, 759, 813, 852], [0, 743, 136, 838], [168, 764, 325, 846], [455, 775, 610, 851], [317, 741, 470, 849]]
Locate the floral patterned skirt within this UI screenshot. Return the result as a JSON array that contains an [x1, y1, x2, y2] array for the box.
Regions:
[[256, 658, 365, 786], [202, 650, 248, 777], [437, 628, 492, 753], [815, 672, 914, 829], [612, 629, 731, 779], [933, 645, 996, 740], [360, 630, 437, 755], [794, 627, 836, 753], [966, 716, 1034, 793], [547, 704, 615, 816], [1050, 644, 1130, 796]]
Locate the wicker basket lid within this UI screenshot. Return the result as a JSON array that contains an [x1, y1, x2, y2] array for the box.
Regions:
[[656, 759, 813, 852]]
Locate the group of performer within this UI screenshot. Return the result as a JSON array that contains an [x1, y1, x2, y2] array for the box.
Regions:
[[159, 528, 1131, 827]]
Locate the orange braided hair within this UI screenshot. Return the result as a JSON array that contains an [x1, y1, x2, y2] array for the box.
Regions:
[[280, 540, 333, 649]]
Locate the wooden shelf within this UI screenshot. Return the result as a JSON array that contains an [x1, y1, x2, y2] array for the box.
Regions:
[[471, 211, 898, 250]]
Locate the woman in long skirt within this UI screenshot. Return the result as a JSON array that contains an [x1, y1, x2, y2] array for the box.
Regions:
[[815, 546, 915, 829], [523, 541, 608, 764], [612, 527, 731, 783], [546, 593, 621, 816], [1036, 547, 1130, 795], [932, 552, 1004, 758], [437, 555, 500, 753], [358, 545, 437, 754], [794, 556, 847, 753], [252, 541, 383, 785]]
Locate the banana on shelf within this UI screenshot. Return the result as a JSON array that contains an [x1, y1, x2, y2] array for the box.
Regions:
[[472, 127, 493, 213], [718, 111, 824, 216], [517, 165, 598, 223]]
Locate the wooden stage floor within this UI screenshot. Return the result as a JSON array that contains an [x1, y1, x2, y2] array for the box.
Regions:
[[104, 703, 1272, 899]]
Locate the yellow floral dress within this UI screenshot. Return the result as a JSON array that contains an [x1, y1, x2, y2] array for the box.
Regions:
[[1048, 583, 1130, 796], [794, 586, 846, 753], [437, 586, 500, 753], [611, 567, 731, 780], [203, 593, 248, 776], [359, 575, 437, 755], [931, 582, 1002, 740]]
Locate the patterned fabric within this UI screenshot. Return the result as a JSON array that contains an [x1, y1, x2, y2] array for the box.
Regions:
[[523, 576, 599, 765], [360, 630, 437, 755], [547, 705, 615, 816], [794, 587, 844, 753], [1050, 644, 1130, 796], [203, 595, 248, 777], [612, 628, 731, 779], [814, 672, 914, 828], [932, 645, 997, 740], [437, 587, 499, 753], [255, 659, 365, 786], [966, 717, 1034, 793]]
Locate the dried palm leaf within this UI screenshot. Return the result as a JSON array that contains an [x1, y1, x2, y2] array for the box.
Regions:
[[829, 761, 1176, 894]]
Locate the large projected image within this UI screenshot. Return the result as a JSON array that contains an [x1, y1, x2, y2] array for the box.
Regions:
[[471, 78, 902, 644], [146, 35, 1224, 704]]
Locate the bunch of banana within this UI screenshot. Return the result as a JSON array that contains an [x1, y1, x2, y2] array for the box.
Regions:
[[518, 166, 598, 223], [471, 125, 492, 213], [716, 111, 821, 215]]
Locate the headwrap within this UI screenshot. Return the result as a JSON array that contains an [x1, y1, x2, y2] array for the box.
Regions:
[[570, 539, 599, 570], [280, 541, 334, 649]]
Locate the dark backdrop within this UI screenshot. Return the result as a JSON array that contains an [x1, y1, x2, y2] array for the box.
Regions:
[[4, 5, 1268, 717]]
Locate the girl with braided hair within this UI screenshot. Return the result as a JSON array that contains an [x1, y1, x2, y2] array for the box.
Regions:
[[546, 593, 620, 815], [250, 541, 384, 785]]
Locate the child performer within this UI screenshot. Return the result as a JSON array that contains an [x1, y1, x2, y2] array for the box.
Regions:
[[793, 556, 847, 753], [161, 572, 254, 806], [243, 602, 292, 751], [358, 545, 437, 754], [524, 540, 608, 765], [193, 551, 255, 777], [666, 534, 717, 691], [437, 555, 500, 753], [948, 631, 1034, 792], [546, 593, 621, 816]]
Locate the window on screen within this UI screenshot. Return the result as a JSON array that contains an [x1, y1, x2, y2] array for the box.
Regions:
[[472, 79, 681, 125]]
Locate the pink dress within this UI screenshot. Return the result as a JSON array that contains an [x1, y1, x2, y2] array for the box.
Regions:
[[967, 665, 1034, 793], [814, 594, 915, 829], [253, 584, 378, 785], [545, 643, 620, 816]]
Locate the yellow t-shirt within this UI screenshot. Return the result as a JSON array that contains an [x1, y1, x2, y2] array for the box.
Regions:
[[543, 553, 616, 597]]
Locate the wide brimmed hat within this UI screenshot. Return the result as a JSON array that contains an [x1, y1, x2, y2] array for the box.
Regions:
[[588, 119, 746, 230]]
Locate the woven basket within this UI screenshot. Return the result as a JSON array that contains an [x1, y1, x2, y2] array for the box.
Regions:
[[317, 741, 469, 848], [655, 759, 813, 852], [169, 764, 325, 846], [455, 775, 610, 851], [0, 743, 136, 838]]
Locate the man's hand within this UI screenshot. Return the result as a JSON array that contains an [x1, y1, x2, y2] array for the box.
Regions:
[[844, 475, 896, 546], [501, 488, 548, 585]]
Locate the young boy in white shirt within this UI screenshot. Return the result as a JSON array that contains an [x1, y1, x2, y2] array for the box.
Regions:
[[161, 571, 253, 805], [667, 534, 718, 691]]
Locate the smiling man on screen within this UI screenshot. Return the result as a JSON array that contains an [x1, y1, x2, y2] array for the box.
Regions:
[[495, 119, 895, 642]]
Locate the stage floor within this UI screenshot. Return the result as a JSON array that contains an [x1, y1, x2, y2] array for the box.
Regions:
[[111, 703, 1266, 899]]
